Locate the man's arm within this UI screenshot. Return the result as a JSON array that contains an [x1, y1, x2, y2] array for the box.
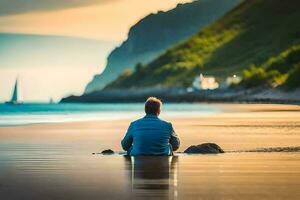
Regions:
[[121, 123, 133, 151], [169, 123, 180, 151]]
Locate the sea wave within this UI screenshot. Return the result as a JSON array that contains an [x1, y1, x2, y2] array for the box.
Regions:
[[0, 103, 221, 126]]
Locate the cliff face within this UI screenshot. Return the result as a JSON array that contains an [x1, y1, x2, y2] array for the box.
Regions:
[[84, 0, 242, 93], [106, 0, 300, 90]]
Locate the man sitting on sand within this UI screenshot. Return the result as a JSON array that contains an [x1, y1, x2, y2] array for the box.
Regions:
[[121, 97, 180, 156]]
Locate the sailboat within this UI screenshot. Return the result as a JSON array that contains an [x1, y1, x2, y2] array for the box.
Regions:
[[49, 97, 55, 104], [6, 78, 23, 105]]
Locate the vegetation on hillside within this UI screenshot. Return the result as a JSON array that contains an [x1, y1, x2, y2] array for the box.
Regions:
[[240, 45, 300, 89], [105, 0, 300, 90]]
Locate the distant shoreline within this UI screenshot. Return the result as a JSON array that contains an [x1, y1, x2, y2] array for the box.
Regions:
[[61, 88, 300, 105], [61, 98, 300, 105]]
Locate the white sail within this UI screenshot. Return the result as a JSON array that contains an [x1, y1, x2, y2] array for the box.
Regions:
[[6, 78, 22, 104], [11, 79, 18, 102]]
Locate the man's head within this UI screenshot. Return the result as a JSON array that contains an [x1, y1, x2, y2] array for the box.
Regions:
[[145, 97, 162, 116]]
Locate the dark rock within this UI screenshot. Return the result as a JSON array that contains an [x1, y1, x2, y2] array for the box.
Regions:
[[184, 143, 224, 154], [101, 149, 114, 154]]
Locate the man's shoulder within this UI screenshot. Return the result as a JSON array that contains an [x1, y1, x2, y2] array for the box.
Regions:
[[158, 118, 172, 125], [130, 117, 145, 126], [157, 118, 173, 130]]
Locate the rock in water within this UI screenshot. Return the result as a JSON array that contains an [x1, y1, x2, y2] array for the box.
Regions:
[[101, 149, 114, 154], [184, 143, 224, 154]]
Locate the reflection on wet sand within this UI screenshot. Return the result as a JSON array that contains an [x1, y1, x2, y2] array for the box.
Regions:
[[124, 156, 178, 199]]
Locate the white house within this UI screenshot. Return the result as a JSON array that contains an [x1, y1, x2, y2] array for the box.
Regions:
[[192, 74, 219, 90], [226, 74, 241, 86]]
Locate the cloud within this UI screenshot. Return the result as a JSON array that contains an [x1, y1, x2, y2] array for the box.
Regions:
[[0, 0, 117, 16]]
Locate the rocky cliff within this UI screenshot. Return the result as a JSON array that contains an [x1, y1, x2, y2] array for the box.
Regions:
[[84, 0, 242, 93]]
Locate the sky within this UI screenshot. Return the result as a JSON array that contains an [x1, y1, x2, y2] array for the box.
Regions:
[[0, 0, 192, 102], [0, 0, 192, 41]]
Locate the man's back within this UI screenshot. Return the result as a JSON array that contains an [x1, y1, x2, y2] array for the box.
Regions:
[[121, 114, 180, 156]]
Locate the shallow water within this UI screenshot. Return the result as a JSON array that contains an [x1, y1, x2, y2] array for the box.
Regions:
[[1, 104, 299, 199], [0, 142, 300, 200]]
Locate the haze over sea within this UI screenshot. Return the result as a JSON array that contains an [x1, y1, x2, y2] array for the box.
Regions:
[[0, 103, 220, 126]]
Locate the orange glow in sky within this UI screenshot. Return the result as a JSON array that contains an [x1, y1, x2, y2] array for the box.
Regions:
[[0, 0, 192, 41]]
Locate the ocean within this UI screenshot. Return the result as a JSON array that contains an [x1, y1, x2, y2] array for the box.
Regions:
[[0, 103, 221, 126]]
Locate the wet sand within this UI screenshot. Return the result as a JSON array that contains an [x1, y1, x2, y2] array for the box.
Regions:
[[0, 104, 300, 199]]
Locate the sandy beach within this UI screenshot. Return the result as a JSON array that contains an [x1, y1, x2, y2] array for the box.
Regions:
[[1, 103, 300, 199]]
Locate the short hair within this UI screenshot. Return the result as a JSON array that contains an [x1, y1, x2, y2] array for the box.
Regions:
[[145, 97, 162, 115]]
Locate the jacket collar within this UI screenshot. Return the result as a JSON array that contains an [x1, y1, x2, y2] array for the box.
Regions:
[[144, 114, 158, 118]]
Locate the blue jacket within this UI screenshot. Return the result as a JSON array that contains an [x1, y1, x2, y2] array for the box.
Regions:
[[121, 114, 180, 156]]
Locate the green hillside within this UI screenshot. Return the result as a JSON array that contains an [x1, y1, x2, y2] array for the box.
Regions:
[[240, 45, 300, 89], [106, 0, 300, 90]]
